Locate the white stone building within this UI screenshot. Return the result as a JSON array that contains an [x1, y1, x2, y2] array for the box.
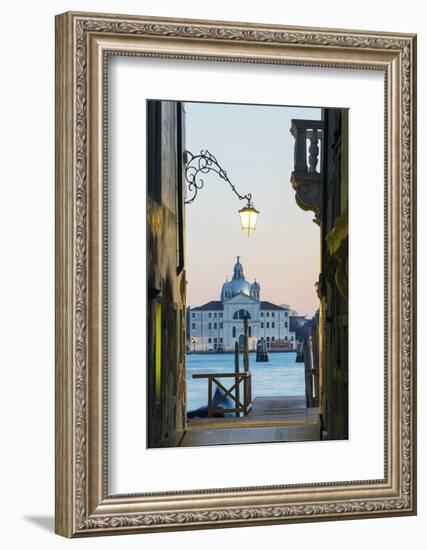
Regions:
[[188, 257, 296, 352]]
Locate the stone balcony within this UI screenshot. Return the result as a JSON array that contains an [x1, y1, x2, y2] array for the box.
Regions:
[[290, 119, 324, 225]]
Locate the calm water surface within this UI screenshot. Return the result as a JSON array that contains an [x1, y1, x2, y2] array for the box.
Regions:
[[186, 351, 304, 411]]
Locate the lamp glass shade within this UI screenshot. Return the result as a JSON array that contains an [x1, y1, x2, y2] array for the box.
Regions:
[[239, 205, 259, 236]]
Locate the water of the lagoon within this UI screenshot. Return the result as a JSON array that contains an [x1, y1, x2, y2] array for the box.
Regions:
[[186, 351, 304, 412]]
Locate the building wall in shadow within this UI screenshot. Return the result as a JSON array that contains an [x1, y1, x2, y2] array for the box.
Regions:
[[147, 100, 187, 448]]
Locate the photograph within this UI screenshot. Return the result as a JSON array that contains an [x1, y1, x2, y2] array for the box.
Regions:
[[53, 10, 416, 537], [147, 100, 348, 448]]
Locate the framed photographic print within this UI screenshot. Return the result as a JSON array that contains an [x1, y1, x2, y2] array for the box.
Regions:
[[55, 11, 417, 537]]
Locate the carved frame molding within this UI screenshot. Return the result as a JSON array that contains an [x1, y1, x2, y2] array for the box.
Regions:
[[55, 12, 416, 537]]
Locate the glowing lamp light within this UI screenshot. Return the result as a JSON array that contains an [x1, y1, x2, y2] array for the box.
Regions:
[[239, 202, 260, 237]]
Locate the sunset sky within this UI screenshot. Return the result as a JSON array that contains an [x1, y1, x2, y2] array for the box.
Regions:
[[184, 102, 321, 318]]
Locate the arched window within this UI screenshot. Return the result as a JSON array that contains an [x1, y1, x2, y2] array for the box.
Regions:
[[232, 327, 236, 338], [232, 309, 251, 320]]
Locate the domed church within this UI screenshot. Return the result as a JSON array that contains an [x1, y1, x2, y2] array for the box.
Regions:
[[220, 257, 260, 301], [188, 257, 296, 352]]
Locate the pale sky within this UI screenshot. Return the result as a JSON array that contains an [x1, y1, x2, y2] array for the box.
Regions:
[[184, 102, 321, 318]]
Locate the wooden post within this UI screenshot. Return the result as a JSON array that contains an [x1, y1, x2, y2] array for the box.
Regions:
[[234, 341, 240, 418], [208, 377, 213, 417], [303, 337, 313, 407], [244, 372, 252, 416], [312, 323, 320, 406], [243, 316, 250, 415], [243, 316, 249, 373]]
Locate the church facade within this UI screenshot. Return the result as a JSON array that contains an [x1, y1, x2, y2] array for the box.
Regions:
[[187, 257, 296, 352]]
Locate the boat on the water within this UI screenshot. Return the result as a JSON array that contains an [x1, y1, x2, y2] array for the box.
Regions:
[[187, 387, 234, 418]]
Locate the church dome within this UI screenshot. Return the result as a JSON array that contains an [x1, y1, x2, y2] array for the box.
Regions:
[[221, 279, 252, 300], [221, 257, 253, 301]]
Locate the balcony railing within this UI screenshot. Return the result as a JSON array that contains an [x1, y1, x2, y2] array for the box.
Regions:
[[290, 119, 324, 224]]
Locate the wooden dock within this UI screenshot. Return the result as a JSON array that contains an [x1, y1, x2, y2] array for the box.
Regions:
[[180, 395, 320, 446]]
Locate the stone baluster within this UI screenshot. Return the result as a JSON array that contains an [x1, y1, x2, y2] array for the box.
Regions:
[[307, 129, 320, 173], [291, 122, 308, 173]]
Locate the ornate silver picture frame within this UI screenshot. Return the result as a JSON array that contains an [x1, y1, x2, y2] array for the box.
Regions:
[[55, 11, 417, 537]]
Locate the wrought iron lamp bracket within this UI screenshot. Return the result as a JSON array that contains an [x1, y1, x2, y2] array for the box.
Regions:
[[184, 149, 252, 206]]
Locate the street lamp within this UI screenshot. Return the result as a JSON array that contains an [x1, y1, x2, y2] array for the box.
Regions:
[[184, 150, 260, 236], [239, 202, 260, 237], [191, 337, 198, 352]]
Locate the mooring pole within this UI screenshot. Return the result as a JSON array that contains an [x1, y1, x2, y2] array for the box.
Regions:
[[243, 316, 249, 373], [234, 341, 240, 417]]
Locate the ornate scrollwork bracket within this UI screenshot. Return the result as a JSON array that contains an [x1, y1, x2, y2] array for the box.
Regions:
[[184, 149, 253, 206]]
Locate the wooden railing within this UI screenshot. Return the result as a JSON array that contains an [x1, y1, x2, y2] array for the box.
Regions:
[[192, 317, 252, 418], [192, 372, 252, 417]]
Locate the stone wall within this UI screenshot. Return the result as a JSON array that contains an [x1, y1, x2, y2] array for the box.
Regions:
[[290, 108, 348, 440], [147, 101, 187, 448], [320, 108, 349, 440]]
